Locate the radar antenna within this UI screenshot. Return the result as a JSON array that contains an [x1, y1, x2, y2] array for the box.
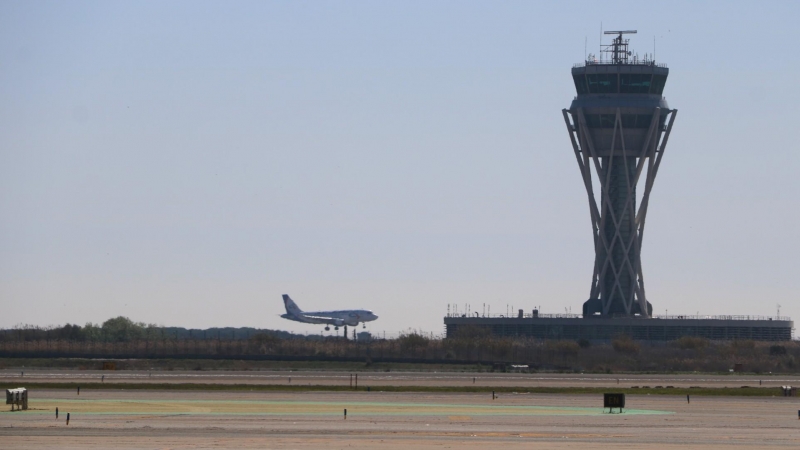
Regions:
[[603, 30, 637, 64]]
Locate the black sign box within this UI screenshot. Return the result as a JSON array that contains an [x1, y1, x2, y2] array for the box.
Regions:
[[604, 393, 625, 408]]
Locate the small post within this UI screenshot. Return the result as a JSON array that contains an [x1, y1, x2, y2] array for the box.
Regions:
[[344, 408, 347, 420], [56, 407, 59, 419], [350, 374, 353, 388], [77, 387, 80, 396], [760, 379, 762, 386], [288, 377, 291, 384], [355, 374, 358, 389], [687, 395, 690, 404], [797, 410, 799, 420], [66, 413, 70, 425], [102, 375, 104, 383], [492, 391, 495, 400], [367, 386, 370, 392]]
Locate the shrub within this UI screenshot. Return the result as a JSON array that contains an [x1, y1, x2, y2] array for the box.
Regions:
[[398, 332, 429, 351], [731, 339, 755, 351], [249, 333, 282, 345], [487, 338, 513, 358], [769, 345, 787, 356], [102, 317, 146, 342], [675, 336, 708, 350], [546, 340, 580, 357], [577, 338, 591, 349], [612, 335, 640, 355], [557, 340, 580, 357], [249, 333, 281, 353]]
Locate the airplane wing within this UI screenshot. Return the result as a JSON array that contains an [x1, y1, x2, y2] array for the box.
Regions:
[[300, 314, 344, 325]]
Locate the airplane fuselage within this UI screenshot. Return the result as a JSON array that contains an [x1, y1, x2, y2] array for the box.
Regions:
[[280, 295, 378, 328], [280, 309, 375, 327]]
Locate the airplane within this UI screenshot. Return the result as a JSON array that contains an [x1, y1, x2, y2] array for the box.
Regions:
[[280, 294, 378, 331]]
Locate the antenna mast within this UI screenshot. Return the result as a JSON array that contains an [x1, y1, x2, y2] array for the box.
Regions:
[[603, 30, 637, 64]]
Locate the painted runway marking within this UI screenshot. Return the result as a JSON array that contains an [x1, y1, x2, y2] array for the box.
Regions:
[[8, 398, 672, 417]]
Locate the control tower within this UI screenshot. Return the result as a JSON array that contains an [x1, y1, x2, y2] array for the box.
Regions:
[[562, 31, 677, 318], [445, 33, 791, 340]]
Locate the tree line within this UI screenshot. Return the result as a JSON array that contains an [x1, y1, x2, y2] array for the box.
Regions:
[[0, 316, 313, 343]]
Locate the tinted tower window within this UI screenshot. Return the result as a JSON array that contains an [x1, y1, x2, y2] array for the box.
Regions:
[[650, 75, 667, 95], [619, 74, 652, 94], [573, 74, 588, 95], [586, 74, 618, 94]]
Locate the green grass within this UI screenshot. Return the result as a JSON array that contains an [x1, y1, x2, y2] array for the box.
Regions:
[[3, 382, 783, 397]]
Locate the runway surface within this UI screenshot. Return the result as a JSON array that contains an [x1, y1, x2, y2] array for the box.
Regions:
[[3, 369, 799, 388], [5, 396, 669, 416], [2, 389, 800, 449]]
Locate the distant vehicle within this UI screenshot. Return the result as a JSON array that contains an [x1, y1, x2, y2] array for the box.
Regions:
[[280, 294, 378, 331]]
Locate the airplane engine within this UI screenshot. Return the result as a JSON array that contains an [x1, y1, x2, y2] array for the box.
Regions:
[[344, 313, 362, 326], [332, 319, 345, 327]]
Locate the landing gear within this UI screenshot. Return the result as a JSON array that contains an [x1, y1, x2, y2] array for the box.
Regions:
[[334, 326, 339, 331], [362, 323, 366, 329], [324, 326, 330, 331]]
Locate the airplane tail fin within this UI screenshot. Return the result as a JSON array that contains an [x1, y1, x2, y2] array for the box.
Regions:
[[282, 294, 303, 316]]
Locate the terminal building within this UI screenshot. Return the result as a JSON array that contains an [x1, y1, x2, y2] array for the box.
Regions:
[[444, 31, 793, 341], [444, 312, 793, 342]]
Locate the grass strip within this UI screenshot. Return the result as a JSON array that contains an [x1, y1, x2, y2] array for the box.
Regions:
[[1, 382, 785, 397]]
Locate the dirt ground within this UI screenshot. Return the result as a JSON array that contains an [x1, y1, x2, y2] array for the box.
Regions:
[[3, 369, 800, 388], [2, 388, 800, 449]]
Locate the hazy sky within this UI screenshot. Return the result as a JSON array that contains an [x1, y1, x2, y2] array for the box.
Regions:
[[1, 1, 799, 335]]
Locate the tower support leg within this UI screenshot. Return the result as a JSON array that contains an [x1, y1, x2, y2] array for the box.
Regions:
[[563, 107, 677, 317]]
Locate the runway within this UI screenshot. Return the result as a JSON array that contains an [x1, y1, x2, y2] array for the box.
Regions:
[[2, 389, 800, 449], [2, 369, 799, 388], [5, 396, 668, 416]]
